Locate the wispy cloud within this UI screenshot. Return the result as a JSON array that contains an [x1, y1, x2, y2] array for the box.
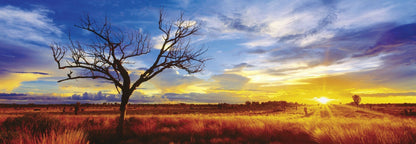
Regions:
[[0, 5, 62, 45], [13, 71, 49, 75], [0, 5, 63, 93], [355, 23, 416, 57]]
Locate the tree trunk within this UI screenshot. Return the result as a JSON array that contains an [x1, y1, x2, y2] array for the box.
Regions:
[[117, 91, 131, 139]]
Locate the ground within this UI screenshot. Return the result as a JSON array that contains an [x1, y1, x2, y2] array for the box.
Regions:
[[0, 103, 415, 143]]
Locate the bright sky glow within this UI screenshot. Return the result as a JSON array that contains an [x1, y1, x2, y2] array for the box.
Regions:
[[314, 97, 332, 104], [0, 0, 416, 104]]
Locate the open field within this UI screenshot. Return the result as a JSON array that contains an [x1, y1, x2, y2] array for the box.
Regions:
[[1, 103, 416, 144]]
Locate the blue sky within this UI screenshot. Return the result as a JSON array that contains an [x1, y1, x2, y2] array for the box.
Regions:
[[0, 0, 416, 104]]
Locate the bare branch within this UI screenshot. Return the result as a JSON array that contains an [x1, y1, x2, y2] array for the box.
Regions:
[[51, 10, 207, 108], [57, 75, 112, 83], [131, 11, 208, 91], [50, 43, 66, 69], [51, 10, 208, 138]]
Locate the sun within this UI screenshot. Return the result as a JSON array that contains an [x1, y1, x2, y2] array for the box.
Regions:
[[314, 97, 332, 104]]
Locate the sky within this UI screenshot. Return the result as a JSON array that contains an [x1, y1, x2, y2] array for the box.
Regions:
[[0, 0, 416, 104]]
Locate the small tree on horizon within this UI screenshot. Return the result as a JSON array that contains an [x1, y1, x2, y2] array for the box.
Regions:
[[50, 10, 208, 138], [352, 95, 361, 108]]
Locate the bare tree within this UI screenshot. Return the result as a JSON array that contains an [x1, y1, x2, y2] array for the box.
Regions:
[[352, 95, 361, 108], [50, 11, 208, 137]]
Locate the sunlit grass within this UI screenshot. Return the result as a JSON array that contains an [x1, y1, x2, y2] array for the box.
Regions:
[[1, 106, 415, 143]]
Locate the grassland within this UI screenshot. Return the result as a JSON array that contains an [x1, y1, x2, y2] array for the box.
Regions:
[[0, 103, 415, 144]]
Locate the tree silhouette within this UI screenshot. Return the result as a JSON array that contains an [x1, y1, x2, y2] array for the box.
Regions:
[[50, 10, 208, 137], [352, 95, 361, 107]]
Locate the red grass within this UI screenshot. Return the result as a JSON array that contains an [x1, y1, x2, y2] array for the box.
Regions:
[[1, 104, 416, 143]]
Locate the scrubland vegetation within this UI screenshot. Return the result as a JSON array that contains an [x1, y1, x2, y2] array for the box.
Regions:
[[0, 104, 415, 144]]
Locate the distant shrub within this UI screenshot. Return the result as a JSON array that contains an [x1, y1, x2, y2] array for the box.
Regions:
[[352, 95, 361, 107]]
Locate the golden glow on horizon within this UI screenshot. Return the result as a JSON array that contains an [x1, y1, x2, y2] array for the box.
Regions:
[[0, 73, 45, 92], [2, 68, 415, 104], [349, 87, 399, 94], [314, 97, 332, 104]]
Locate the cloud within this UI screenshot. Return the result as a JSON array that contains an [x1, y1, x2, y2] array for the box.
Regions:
[[233, 53, 384, 87], [211, 74, 250, 90], [355, 65, 416, 91], [359, 92, 416, 97], [0, 91, 160, 104], [0, 43, 52, 77], [162, 92, 245, 103], [224, 63, 254, 73], [0, 91, 171, 104], [148, 69, 204, 93], [218, 14, 265, 33], [13, 71, 49, 75], [0, 93, 72, 104], [333, 1, 402, 29], [242, 37, 276, 48], [0, 91, 243, 104], [151, 34, 165, 49], [0, 5, 62, 45], [356, 23, 416, 57], [0, 72, 47, 93], [0, 5, 63, 93], [71, 91, 120, 101], [197, 0, 415, 50], [58, 79, 117, 94]]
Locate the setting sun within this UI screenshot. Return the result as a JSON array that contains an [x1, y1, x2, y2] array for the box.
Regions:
[[314, 97, 332, 104]]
